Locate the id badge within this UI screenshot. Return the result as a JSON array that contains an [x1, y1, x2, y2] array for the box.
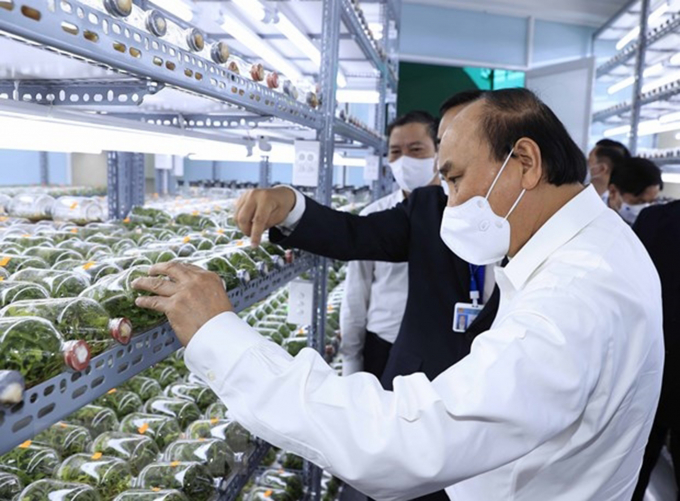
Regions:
[[453, 302, 483, 333]]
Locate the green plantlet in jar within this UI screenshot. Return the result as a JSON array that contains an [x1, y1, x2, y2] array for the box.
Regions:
[[260, 469, 303, 501], [101, 256, 153, 271], [142, 365, 182, 389], [246, 487, 292, 501], [283, 338, 307, 357], [10, 268, 91, 298], [164, 384, 217, 412], [217, 248, 263, 280], [280, 453, 303, 471], [261, 448, 277, 467], [113, 489, 188, 501], [56, 453, 132, 500], [163, 439, 231, 477], [0, 280, 50, 307], [203, 402, 228, 421], [91, 432, 160, 476], [242, 247, 276, 274], [22, 247, 82, 266], [0, 254, 49, 274], [186, 255, 246, 291], [137, 462, 214, 501], [144, 397, 202, 429], [66, 405, 120, 437], [186, 420, 251, 455], [127, 207, 173, 228], [15, 479, 101, 501], [0, 316, 90, 387], [118, 413, 182, 450], [121, 376, 162, 401], [0, 471, 22, 500], [33, 422, 92, 458], [174, 214, 218, 231], [0, 443, 60, 486], [95, 389, 144, 418], [80, 267, 166, 333]]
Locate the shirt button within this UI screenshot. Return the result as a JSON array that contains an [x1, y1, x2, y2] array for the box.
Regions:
[[207, 371, 216, 382]]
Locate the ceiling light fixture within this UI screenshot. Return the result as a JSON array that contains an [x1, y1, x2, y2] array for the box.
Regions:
[[336, 89, 381, 103], [616, 2, 668, 51]]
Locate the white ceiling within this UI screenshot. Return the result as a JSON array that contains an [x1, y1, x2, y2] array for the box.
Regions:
[[404, 0, 631, 27]]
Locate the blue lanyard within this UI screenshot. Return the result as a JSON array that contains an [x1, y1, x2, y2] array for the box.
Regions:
[[469, 264, 485, 305]]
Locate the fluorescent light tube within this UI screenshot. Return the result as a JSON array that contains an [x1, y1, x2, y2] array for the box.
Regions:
[[150, 0, 193, 22], [221, 16, 304, 81], [607, 76, 636, 95], [604, 124, 632, 137], [660, 111, 680, 123], [616, 3, 668, 51], [336, 90, 380, 103], [232, 0, 266, 22], [641, 70, 680, 93], [662, 172, 680, 183]]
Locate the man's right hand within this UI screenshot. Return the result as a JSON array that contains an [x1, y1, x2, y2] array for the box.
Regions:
[[234, 186, 297, 247]]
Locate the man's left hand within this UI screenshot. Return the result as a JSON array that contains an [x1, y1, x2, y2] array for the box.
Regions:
[[132, 262, 233, 346]]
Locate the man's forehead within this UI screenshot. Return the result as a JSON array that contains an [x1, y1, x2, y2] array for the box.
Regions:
[[441, 101, 482, 144]]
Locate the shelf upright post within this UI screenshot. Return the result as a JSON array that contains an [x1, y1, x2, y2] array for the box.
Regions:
[[372, 1, 390, 202], [629, 0, 651, 155], [259, 156, 271, 188], [39, 151, 49, 186], [304, 0, 342, 499], [107, 152, 145, 219]]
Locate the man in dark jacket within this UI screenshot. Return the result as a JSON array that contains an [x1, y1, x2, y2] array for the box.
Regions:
[[632, 200, 680, 500]]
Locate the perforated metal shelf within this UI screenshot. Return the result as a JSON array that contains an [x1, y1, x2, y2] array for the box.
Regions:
[[334, 118, 386, 152], [0, 254, 313, 456], [0, 0, 321, 129]]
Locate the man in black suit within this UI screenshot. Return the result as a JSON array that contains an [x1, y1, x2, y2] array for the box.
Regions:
[[631, 200, 680, 501], [236, 90, 498, 390]]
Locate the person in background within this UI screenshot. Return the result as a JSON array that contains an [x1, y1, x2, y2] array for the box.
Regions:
[[587, 139, 631, 203], [133, 88, 663, 500], [607, 156, 662, 225], [631, 199, 680, 501], [340, 111, 440, 377]]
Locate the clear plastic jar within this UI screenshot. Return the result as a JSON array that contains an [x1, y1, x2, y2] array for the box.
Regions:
[[164, 383, 217, 412], [52, 197, 104, 225], [7, 194, 55, 222], [0, 316, 91, 387], [184, 255, 248, 291], [137, 462, 214, 501], [22, 247, 83, 266], [121, 375, 162, 401], [258, 469, 303, 500], [96, 389, 145, 419], [246, 487, 288, 501], [10, 268, 91, 298], [113, 489, 188, 501], [283, 338, 307, 357], [0, 471, 22, 500], [214, 247, 264, 280], [0, 297, 131, 356], [80, 266, 166, 334], [56, 240, 109, 260], [15, 479, 100, 501], [66, 405, 120, 437], [0, 370, 24, 404], [0, 254, 50, 274], [143, 364, 182, 389], [185, 420, 251, 460], [91, 432, 160, 476], [0, 443, 60, 485], [2, 235, 54, 249], [118, 413, 182, 450], [34, 421, 92, 458], [127, 206, 173, 227], [164, 438, 230, 477], [56, 453, 132, 500], [173, 214, 218, 231], [123, 248, 177, 264], [144, 397, 202, 429], [203, 401, 228, 421], [242, 247, 276, 274], [100, 255, 153, 271]]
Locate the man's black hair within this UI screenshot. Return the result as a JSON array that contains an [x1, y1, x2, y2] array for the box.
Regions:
[[609, 157, 663, 196], [477, 88, 587, 186], [439, 89, 484, 116], [595, 139, 631, 159], [386, 110, 437, 147]]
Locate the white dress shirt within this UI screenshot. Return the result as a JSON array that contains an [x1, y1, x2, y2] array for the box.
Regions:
[[186, 185, 663, 501], [340, 190, 408, 375]]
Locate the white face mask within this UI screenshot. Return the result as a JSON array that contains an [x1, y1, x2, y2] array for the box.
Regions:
[[439, 149, 525, 265], [389, 156, 436, 193], [618, 202, 649, 225]]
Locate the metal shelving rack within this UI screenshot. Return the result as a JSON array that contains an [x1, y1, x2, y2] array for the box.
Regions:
[[0, 0, 400, 499], [591, 0, 680, 165]]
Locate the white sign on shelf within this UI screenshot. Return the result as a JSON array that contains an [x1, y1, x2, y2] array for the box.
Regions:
[[173, 156, 184, 177], [364, 155, 380, 181], [293, 140, 320, 187], [155, 154, 173, 170], [287, 279, 315, 326]]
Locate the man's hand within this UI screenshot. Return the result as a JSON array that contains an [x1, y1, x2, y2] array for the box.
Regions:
[[234, 186, 296, 247], [132, 262, 233, 346]]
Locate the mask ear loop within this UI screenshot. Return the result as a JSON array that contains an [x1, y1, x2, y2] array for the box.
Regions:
[[485, 148, 515, 199], [504, 189, 526, 220]]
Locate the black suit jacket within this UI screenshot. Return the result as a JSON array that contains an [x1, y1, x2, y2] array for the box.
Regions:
[[271, 186, 499, 390], [634, 201, 680, 425]]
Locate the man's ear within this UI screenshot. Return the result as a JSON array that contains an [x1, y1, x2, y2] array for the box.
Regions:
[[514, 137, 542, 190]]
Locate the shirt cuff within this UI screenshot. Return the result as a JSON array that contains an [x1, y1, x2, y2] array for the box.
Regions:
[[184, 311, 268, 387], [277, 186, 306, 232], [342, 357, 363, 376]]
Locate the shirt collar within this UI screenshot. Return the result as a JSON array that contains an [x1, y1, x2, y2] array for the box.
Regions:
[[500, 185, 606, 291]]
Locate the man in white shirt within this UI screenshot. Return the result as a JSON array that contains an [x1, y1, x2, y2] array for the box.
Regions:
[[134, 88, 664, 500], [341, 110, 440, 377]]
